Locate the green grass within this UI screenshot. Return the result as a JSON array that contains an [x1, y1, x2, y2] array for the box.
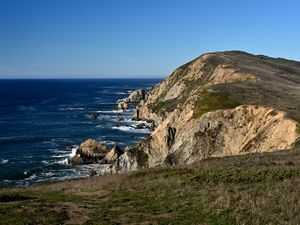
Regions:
[[0, 189, 82, 225], [151, 98, 180, 114], [191, 166, 300, 184], [193, 90, 240, 118], [257, 54, 300, 67], [2, 151, 300, 224], [296, 124, 300, 135]]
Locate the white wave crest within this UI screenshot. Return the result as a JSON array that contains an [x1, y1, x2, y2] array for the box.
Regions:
[[52, 154, 70, 158], [112, 126, 150, 134], [0, 136, 17, 141], [17, 106, 36, 111], [95, 110, 124, 113], [69, 146, 78, 158], [100, 140, 117, 146], [42, 160, 51, 165], [59, 107, 84, 111], [115, 91, 128, 95], [24, 173, 37, 181], [0, 159, 9, 164], [57, 158, 68, 165]]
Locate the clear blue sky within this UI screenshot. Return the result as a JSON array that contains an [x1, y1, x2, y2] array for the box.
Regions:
[[0, 0, 299, 78]]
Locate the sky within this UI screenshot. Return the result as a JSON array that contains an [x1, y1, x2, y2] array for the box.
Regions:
[[0, 0, 300, 79]]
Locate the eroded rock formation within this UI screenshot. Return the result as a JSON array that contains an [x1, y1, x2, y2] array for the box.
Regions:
[[117, 89, 148, 111]]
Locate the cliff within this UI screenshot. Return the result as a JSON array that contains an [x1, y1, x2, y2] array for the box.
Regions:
[[124, 51, 300, 170]]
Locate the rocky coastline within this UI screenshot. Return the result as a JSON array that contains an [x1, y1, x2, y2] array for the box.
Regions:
[[68, 89, 151, 174], [69, 51, 300, 177]]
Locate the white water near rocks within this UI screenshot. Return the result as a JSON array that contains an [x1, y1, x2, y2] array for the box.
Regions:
[[0, 79, 161, 186]]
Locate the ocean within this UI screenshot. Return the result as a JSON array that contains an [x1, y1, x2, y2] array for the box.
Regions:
[[0, 78, 161, 186]]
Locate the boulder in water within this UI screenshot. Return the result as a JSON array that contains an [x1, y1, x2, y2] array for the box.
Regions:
[[117, 117, 125, 121], [135, 123, 146, 129], [69, 155, 83, 165], [65, 145, 73, 152], [76, 139, 109, 162], [90, 114, 98, 119]]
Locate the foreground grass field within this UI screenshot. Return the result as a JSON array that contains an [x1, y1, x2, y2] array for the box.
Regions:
[[1, 148, 300, 225]]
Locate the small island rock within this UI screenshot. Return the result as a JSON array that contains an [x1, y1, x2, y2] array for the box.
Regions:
[[90, 114, 98, 119]]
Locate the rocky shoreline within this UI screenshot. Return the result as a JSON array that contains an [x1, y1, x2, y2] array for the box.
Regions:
[[68, 89, 152, 175], [68, 51, 300, 177]]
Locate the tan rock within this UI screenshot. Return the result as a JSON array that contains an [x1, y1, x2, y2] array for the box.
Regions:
[[117, 101, 128, 110], [77, 139, 109, 159], [127, 89, 147, 103], [105, 146, 123, 163]]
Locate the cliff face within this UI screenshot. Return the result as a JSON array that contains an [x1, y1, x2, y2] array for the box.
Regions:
[[129, 51, 300, 169]]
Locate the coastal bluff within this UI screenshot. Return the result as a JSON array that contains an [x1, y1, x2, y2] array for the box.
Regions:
[[73, 51, 300, 174]]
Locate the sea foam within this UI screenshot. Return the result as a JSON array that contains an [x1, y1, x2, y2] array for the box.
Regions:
[[112, 126, 150, 134], [0, 159, 9, 164]]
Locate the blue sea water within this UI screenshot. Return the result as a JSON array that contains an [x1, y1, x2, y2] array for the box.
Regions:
[[0, 78, 161, 186]]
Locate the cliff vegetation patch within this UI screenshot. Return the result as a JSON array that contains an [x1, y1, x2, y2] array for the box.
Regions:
[[193, 90, 240, 118]]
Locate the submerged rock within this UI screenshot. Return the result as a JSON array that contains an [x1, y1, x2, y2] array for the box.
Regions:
[[90, 114, 98, 119], [65, 145, 73, 152], [135, 123, 147, 129], [89, 170, 97, 177]]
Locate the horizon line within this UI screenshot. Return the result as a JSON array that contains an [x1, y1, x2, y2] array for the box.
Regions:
[[0, 76, 166, 80]]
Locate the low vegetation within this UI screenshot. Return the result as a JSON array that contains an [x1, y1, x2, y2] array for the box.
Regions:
[[193, 90, 240, 118], [1, 148, 300, 224], [296, 124, 300, 135]]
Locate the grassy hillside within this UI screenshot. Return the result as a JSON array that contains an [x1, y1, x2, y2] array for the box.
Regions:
[[1, 145, 300, 225]]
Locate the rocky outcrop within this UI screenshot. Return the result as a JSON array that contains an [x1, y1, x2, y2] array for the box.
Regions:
[[126, 89, 147, 103], [113, 150, 138, 173], [112, 147, 149, 173], [117, 89, 147, 111], [69, 139, 109, 164], [117, 101, 128, 111], [105, 146, 124, 163], [78, 139, 108, 156]]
